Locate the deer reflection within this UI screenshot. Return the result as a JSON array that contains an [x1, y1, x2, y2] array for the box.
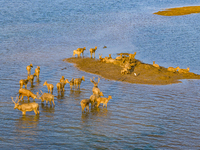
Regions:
[[69, 89, 82, 98], [56, 91, 65, 99], [15, 115, 40, 136], [41, 103, 55, 114]]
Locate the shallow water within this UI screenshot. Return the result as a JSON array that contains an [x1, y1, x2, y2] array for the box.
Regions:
[[0, 0, 200, 149]]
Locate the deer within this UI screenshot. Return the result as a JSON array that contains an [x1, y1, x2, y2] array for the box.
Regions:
[[60, 76, 65, 82], [129, 52, 137, 61], [35, 66, 40, 79], [26, 64, 33, 75], [28, 73, 36, 85], [153, 61, 159, 68], [66, 78, 74, 90], [77, 47, 86, 57], [19, 76, 30, 89], [178, 67, 190, 73], [96, 95, 112, 108], [90, 46, 97, 58], [80, 99, 90, 112], [74, 76, 85, 89], [121, 67, 130, 75], [90, 91, 104, 107], [37, 90, 55, 106], [73, 50, 82, 58], [11, 97, 39, 115], [168, 66, 180, 72], [90, 77, 100, 88], [43, 81, 54, 94], [19, 88, 37, 101], [56, 79, 69, 93]]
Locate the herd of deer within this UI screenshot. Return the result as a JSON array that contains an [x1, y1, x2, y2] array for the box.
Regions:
[[11, 55, 112, 115], [12, 46, 190, 115]]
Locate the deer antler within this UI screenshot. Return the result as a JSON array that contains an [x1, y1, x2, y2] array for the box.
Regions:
[[98, 77, 100, 83], [11, 97, 16, 104]]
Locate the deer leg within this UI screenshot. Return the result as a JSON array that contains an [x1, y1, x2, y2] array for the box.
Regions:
[[22, 111, 26, 115], [90, 52, 92, 58], [52, 100, 55, 105], [34, 109, 37, 115]]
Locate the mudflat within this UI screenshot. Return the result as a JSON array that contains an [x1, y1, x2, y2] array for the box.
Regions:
[[64, 57, 200, 85], [154, 6, 200, 16]]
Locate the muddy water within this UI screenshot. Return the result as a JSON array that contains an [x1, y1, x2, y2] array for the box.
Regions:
[[1, 0, 200, 149]]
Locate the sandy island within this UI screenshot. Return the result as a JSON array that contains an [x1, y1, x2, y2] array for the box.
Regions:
[[154, 6, 200, 16], [64, 57, 200, 85]]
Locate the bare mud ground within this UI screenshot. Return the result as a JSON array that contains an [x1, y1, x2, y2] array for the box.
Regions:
[[64, 57, 200, 85], [154, 6, 200, 16]]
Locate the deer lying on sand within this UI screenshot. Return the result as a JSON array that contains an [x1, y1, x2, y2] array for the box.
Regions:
[[80, 99, 90, 112], [121, 67, 130, 75], [178, 67, 190, 73], [73, 50, 82, 58], [56, 79, 68, 93], [77, 47, 86, 57], [37, 90, 55, 106], [43, 81, 54, 94], [90, 46, 97, 58], [26, 64, 33, 75], [35, 66, 40, 79], [96, 95, 112, 108], [12, 96, 39, 115], [19, 88, 37, 101], [153, 61, 159, 68], [74, 76, 85, 89], [19, 76, 30, 89], [168, 66, 180, 72]]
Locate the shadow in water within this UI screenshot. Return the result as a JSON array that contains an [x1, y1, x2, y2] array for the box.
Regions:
[[15, 115, 40, 129], [41, 103, 55, 114]]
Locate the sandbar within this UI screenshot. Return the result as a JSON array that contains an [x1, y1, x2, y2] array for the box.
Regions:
[[154, 6, 200, 16], [64, 57, 200, 85]]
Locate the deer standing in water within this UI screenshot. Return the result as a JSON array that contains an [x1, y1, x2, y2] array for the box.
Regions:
[[43, 81, 54, 94], [19, 76, 30, 89], [11, 97, 39, 115], [37, 90, 55, 106], [19, 88, 37, 101], [90, 46, 97, 58], [96, 95, 112, 108], [35, 66, 40, 79], [74, 76, 85, 89], [26, 64, 33, 75]]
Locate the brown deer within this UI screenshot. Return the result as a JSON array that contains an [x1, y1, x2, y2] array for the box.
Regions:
[[66, 78, 74, 90], [37, 90, 55, 106], [26, 64, 33, 75], [129, 52, 137, 61], [56, 79, 69, 93], [90, 91, 104, 106], [74, 76, 85, 89], [90, 46, 97, 58], [28, 73, 36, 85], [35, 66, 40, 79], [77, 47, 86, 57], [43, 81, 54, 94], [11, 97, 39, 115], [96, 95, 112, 108], [153, 61, 159, 68], [19, 76, 30, 89], [178, 67, 190, 73], [80, 99, 90, 112], [19, 88, 37, 101], [73, 50, 82, 58], [168, 66, 180, 72]]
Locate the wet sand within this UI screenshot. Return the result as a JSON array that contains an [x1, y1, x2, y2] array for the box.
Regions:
[[64, 57, 200, 85], [154, 6, 200, 16]]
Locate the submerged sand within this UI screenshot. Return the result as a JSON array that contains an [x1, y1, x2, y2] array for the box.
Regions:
[[154, 6, 200, 16], [64, 57, 200, 85]]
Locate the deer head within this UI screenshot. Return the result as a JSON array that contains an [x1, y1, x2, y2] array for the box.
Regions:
[[90, 77, 100, 87], [11, 96, 20, 109], [43, 81, 47, 86]]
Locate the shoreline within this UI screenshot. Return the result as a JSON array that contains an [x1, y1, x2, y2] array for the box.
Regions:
[[63, 57, 200, 85]]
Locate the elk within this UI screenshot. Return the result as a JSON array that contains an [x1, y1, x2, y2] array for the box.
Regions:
[[168, 66, 180, 72], [37, 90, 55, 106], [90, 46, 97, 58], [35, 66, 40, 79], [19, 76, 30, 89], [26, 64, 33, 75], [74, 76, 85, 89], [43, 81, 54, 94], [153, 61, 159, 68], [11, 96, 39, 115], [66, 78, 74, 90], [73, 50, 82, 58], [56, 79, 68, 93], [178, 67, 190, 73], [77, 47, 86, 57], [96, 95, 112, 108], [19, 88, 37, 101], [80, 99, 90, 112]]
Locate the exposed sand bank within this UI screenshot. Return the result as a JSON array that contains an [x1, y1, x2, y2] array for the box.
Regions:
[[64, 57, 200, 85], [154, 6, 200, 16]]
